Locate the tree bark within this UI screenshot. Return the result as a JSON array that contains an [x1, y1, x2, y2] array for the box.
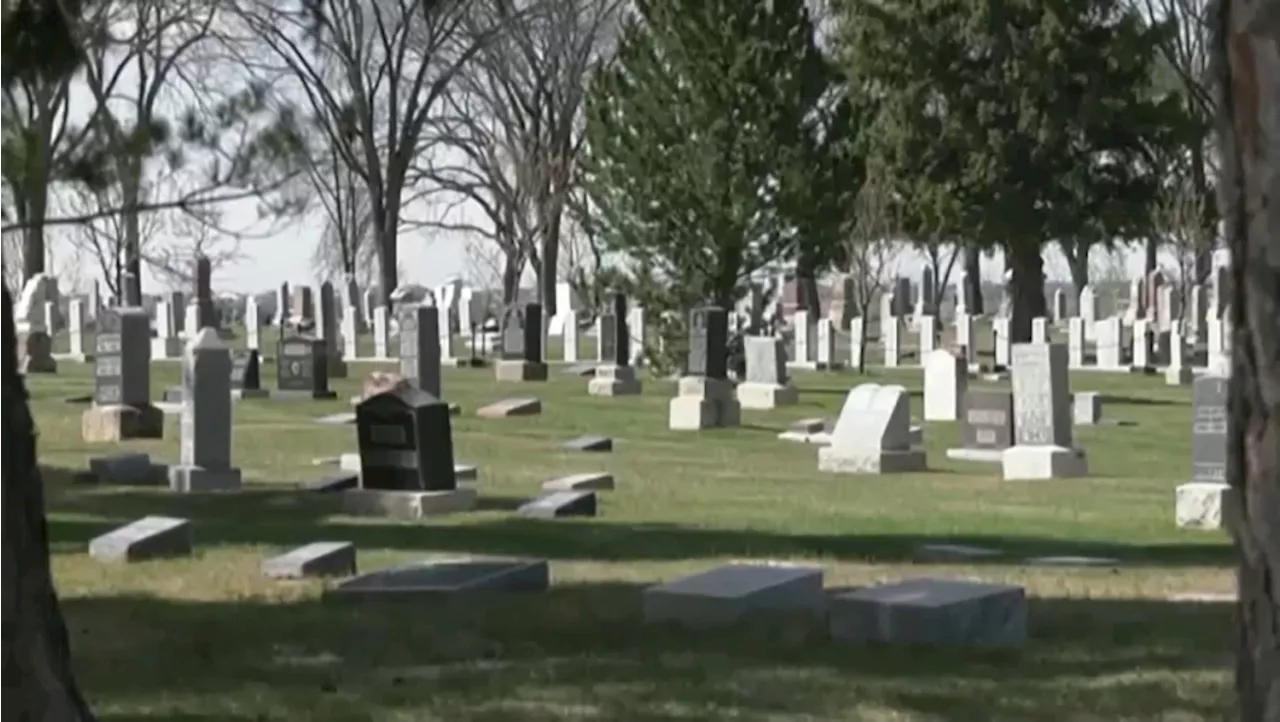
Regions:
[[963, 244, 983, 315], [1005, 241, 1047, 344], [1, 286, 97, 722]]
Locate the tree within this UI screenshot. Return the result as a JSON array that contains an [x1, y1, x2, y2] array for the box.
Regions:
[[1215, 0, 1279, 718], [839, 161, 899, 373], [60, 176, 168, 299], [579, 0, 860, 318], [304, 138, 378, 287], [427, 0, 623, 310], [235, 0, 499, 306], [838, 0, 1181, 343], [1151, 166, 1206, 320]]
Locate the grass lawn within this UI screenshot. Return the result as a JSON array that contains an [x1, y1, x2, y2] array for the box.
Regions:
[[30, 352, 1236, 722]]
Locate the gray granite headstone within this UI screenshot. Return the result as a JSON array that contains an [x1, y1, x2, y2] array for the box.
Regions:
[[276, 332, 336, 398], [94, 307, 151, 407], [169, 329, 243, 492], [517, 490, 597, 519], [744, 336, 787, 385], [325, 557, 549, 600], [1191, 375, 1228, 483], [602, 292, 629, 366], [541, 471, 614, 491], [88, 451, 158, 485], [399, 304, 442, 398], [960, 389, 1015, 450], [687, 307, 728, 379], [499, 306, 524, 360], [829, 577, 1027, 646], [262, 542, 357, 578], [563, 435, 613, 452], [642, 564, 824, 628], [1010, 343, 1072, 447], [88, 515, 192, 562]]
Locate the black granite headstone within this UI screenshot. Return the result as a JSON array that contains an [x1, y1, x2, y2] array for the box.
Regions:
[[230, 349, 262, 392], [523, 303, 543, 363], [688, 306, 728, 379], [608, 292, 628, 366], [961, 389, 1015, 450], [356, 384, 456, 492], [1191, 375, 1228, 483], [276, 333, 335, 398]]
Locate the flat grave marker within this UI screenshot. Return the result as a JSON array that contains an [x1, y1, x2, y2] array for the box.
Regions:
[[517, 490, 598, 519], [829, 577, 1027, 647], [563, 435, 613, 452], [88, 516, 192, 562], [325, 557, 549, 600], [541, 472, 615, 492], [476, 397, 542, 418], [643, 563, 824, 628], [263, 542, 357, 579]]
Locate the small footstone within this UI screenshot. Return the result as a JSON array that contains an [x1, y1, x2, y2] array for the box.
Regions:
[[455, 464, 478, 482], [829, 577, 1027, 647], [88, 516, 192, 563], [263, 542, 357, 579], [563, 435, 613, 452], [541, 472, 614, 492], [315, 412, 357, 425], [88, 451, 161, 485], [301, 472, 359, 493], [518, 490, 597, 519], [1024, 555, 1121, 567], [325, 557, 549, 600], [476, 397, 542, 418], [1176, 481, 1238, 530], [643, 563, 825, 628], [914, 544, 1002, 563]]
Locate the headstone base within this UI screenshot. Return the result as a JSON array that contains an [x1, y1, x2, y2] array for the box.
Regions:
[[81, 404, 164, 442], [944, 448, 1004, 464], [817, 447, 926, 474], [232, 388, 272, 399], [273, 389, 339, 400], [168, 465, 243, 492], [495, 360, 549, 382], [1165, 366, 1193, 386], [341, 488, 477, 520], [736, 382, 799, 409], [1176, 481, 1239, 530], [151, 336, 183, 360], [669, 376, 741, 430], [587, 365, 642, 396], [18, 331, 57, 373], [1000, 445, 1088, 480]]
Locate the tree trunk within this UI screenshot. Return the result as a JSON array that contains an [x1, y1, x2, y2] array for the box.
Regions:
[[963, 245, 983, 315], [1190, 142, 1214, 285], [501, 255, 521, 307], [1005, 242, 1047, 344], [1064, 243, 1090, 293], [540, 213, 562, 318], [1216, 2, 1280, 720], [1144, 237, 1159, 275], [1, 286, 97, 722], [121, 176, 143, 306], [374, 224, 398, 309]]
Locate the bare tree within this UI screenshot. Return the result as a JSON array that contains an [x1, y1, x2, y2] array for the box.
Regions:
[[59, 178, 167, 299], [234, 0, 500, 306], [843, 167, 900, 373], [143, 208, 243, 290], [425, 0, 623, 309], [306, 144, 379, 286], [1152, 170, 1205, 319]]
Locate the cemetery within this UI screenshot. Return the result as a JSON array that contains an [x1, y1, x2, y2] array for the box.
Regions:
[[18, 276, 1239, 720]]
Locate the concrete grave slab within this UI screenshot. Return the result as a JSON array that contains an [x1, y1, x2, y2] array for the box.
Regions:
[[89, 515, 192, 563], [301, 472, 359, 493], [1176, 481, 1238, 530], [518, 490, 598, 519], [563, 435, 613, 452], [829, 577, 1027, 647], [541, 472, 615, 492], [263, 542, 357, 579], [643, 563, 824, 628], [88, 451, 163, 485], [476, 397, 542, 418], [325, 557, 549, 600]]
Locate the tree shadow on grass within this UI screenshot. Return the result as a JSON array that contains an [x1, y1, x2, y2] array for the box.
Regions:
[[65, 588, 1233, 721], [47, 471, 1231, 569]]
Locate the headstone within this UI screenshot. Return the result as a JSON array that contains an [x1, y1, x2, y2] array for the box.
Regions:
[[499, 305, 525, 360], [372, 306, 390, 358], [518, 490, 598, 519], [563, 435, 613, 452], [275, 332, 337, 399], [541, 471, 614, 491], [1002, 343, 1088, 480], [819, 384, 925, 473], [262, 542, 357, 579], [66, 298, 87, 360], [495, 303, 549, 382], [1072, 391, 1101, 426], [1095, 317, 1124, 369], [736, 336, 798, 409], [587, 292, 641, 395], [88, 516, 192, 562], [229, 349, 267, 398], [476, 397, 542, 418], [687, 306, 728, 379], [82, 307, 163, 442], [168, 329, 243, 492], [642, 564, 824, 628], [88, 451, 160, 485], [325, 557, 549, 600], [923, 349, 966, 422], [316, 281, 348, 378], [356, 384, 456, 491], [244, 296, 260, 350], [670, 307, 739, 430], [193, 256, 217, 328], [883, 316, 900, 367], [399, 304, 442, 398], [1190, 375, 1228, 484], [946, 389, 1015, 463], [829, 577, 1027, 646]]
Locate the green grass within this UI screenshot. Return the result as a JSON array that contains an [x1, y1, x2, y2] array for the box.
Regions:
[[30, 355, 1235, 722]]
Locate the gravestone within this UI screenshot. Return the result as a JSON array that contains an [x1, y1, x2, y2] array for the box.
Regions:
[[736, 336, 799, 409], [230, 349, 267, 399], [275, 332, 337, 399], [82, 307, 164, 442], [88, 451, 161, 485], [88, 515, 192, 562], [325, 557, 549, 600], [1176, 375, 1237, 530], [193, 255, 217, 329], [563, 435, 613, 452], [923, 349, 967, 421], [670, 307, 740, 430], [1001, 343, 1088, 480], [829, 577, 1027, 647], [946, 389, 1014, 463], [476, 397, 542, 418], [588, 292, 641, 395], [15, 274, 58, 373], [169, 329, 243, 492], [262, 542, 357, 579], [819, 384, 925, 473], [517, 490, 598, 519], [495, 303, 549, 382], [316, 281, 348, 378], [643, 564, 825, 628], [541, 471, 615, 491], [355, 384, 456, 492], [399, 304, 442, 398]]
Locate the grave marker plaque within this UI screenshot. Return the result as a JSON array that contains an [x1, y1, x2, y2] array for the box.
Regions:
[[357, 385, 456, 491], [961, 389, 1015, 450], [229, 349, 262, 393], [1191, 375, 1228, 483], [688, 306, 728, 379], [276, 333, 335, 398]]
